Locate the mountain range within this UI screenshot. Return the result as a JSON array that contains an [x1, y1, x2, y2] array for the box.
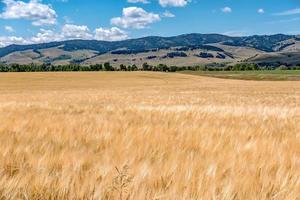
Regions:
[[1, 33, 300, 67]]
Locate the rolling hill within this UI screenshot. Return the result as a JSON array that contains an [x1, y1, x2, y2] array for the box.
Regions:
[[0, 33, 299, 67]]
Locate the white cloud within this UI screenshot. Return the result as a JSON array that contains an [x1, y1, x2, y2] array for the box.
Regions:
[[159, 0, 189, 7], [222, 7, 232, 13], [111, 7, 160, 29], [4, 25, 14, 32], [94, 27, 128, 41], [0, 36, 27, 47], [162, 10, 175, 18], [61, 24, 93, 40], [0, 24, 129, 47], [0, 29, 63, 47], [258, 8, 264, 14], [30, 29, 61, 43], [127, 0, 149, 4], [274, 8, 300, 16], [267, 17, 300, 25], [0, 0, 57, 26], [223, 30, 249, 37]]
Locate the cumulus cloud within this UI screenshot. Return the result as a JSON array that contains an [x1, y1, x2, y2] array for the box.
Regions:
[[222, 7, 232, 13], [0, 36, 27, 47], [30, 29, 61, 43], [159, 0, 189, 7], [61, 24, 93, 40], [94, 27, 128, 41], [1, 29, 63, 47], [0, 0, 57, 26], [30, 25, 95, 43], [162, 10, 175, 18], [111, 7, 160, 29], [0, 24, 129, 47], [258, 8, 264, 14]]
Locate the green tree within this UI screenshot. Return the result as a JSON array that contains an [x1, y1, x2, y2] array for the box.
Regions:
[[131, 64, 138, 71], [157, 64, 168, 72], [120, 64, 127, 71], [142, 63, 150, 71], [104, 62, 114, 71]]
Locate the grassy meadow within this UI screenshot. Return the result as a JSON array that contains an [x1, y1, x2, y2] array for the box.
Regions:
[[180, 70, 300, 81], [0, 72, 299, 199]]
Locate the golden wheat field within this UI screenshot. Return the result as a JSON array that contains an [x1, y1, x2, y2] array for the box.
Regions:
[[0, 72, 299, 200]]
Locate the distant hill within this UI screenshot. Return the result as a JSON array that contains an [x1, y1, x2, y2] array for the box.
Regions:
[[0, 33, 299, 66]]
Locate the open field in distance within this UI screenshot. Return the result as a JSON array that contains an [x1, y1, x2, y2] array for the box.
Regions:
[[180, 70, 300, 81], [0, 72, 299, 199]]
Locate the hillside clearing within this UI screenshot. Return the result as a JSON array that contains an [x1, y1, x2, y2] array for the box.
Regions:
[[0, 72, 299, 199]]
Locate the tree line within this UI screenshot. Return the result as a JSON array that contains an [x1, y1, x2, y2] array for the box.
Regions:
[[0, 62, 299, 72]]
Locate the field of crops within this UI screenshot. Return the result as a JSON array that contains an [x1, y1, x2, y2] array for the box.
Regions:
[[0, 72, 299, 199]]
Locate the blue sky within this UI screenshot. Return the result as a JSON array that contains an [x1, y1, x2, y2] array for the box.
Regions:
[[0, 0, 300, 46]]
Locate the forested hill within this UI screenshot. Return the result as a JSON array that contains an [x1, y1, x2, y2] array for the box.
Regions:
[[0, 33, 296, 58]]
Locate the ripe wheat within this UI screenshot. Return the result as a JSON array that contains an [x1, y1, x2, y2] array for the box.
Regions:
[[0, 72, 299, 200]]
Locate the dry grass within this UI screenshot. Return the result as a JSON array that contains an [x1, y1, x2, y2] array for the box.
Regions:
[[0, 72, 299, 200]]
